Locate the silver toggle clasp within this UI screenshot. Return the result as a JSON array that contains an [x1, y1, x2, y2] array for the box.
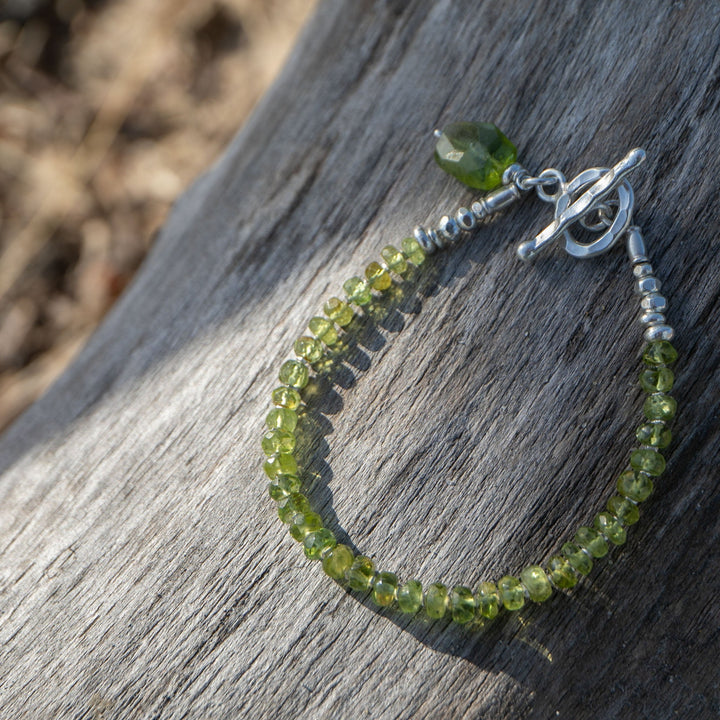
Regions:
[[517, 147, 646, 261]]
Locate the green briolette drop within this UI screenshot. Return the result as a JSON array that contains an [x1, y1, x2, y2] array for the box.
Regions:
[[266, 407, 297, 433], [498, 575, 525, 611], [289, 511, 322, 541], [594, 511, 627, 545], [400, 237, 425, 265], [630, 448, 666, 477], [277, 493, 311, 523], [574, 526, 609, 558], [520, 566, 553, 602], [434, 122, 517, 191], [607, 494, 640, 524], [372, 571, 398, 606], [279, 359, 309, 389], [365, 261, 392, 291], [323, 298, 354, 328], [617, 469, 654, 502], [343, 277, 372, 306], [424, 583, 449, 619], [636, 423, 672, 449], [562, 543, 593, 575], [261, 428, 295, 456], [309, 315, 339, 345], [322, 544, 354, 580], [475, 582, 500, 619], [397, 580, 423, 613], [304, 528, 336, 560], [450, 586, 476, 624], [643, 340, 678, 366], [263, 452, 297, 479], [546, 556, 578, 589], [271, 386, 301, 410], [640, 367, 674, 393], [643, 394, 677, 422], [347, 556, 375, 592], [294, 336, 323, 364], [381, 245, 408, 275]]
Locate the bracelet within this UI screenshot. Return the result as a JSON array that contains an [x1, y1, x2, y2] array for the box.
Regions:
[[261, 122, 677, 626]]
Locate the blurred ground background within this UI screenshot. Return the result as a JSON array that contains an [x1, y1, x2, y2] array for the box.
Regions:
[[0, 0, 317, 432]]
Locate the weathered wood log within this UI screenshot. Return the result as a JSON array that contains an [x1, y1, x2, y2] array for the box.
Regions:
[[1, 1, 719, 717]]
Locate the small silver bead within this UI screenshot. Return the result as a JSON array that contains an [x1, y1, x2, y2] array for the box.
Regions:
[[639, 311, 666, 326], [456, 207, 476, 231], [636, 276, 662, 295], [626, 226, 649, 264], [413, 226, 436, 254], [641, 293, 668, 312], [428, 227, 444, 251], [438, 215, 461, 242], [633, 263, 654, 279], [471, 199, 488, 220], [644, 324, 674, 342]]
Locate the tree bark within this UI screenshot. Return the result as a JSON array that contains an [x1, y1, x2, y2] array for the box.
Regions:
[[1, 1, 719, 718]]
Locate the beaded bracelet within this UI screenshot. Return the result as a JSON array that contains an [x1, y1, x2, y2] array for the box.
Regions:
[[261, 123, 677, 626]]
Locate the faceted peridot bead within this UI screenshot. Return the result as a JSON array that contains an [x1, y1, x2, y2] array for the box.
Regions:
[[279, 359, 309, 389], [643, 340, 677, 366], [322, 543, 354, 580], [365, 261, 392, 291], [617, 469, 654, 502], [643, 394, 677, 422], [372, 571, 398, 606], [263, 452, 297, 479], [636, 422, 672, 449], [498, 575, 525, 611], [520, 565, 553, 602], [401, 237, 425, 266], [261, 428, 295, 456], [640, 367, 674, 393], [309, 315, 339, 345], [397, 580, 423, 613], [562, 543, 592, 575], [271, 386, 302, 410], [475, 581, 500, 619], [266, 407, 298, 433], [424, 583, 449, 619], [434, 122, 517, 191], [450, 586, 476, 624], [294, 336, 323, 364], [304, 528, 336, 560], [347, 556, 375, 592], [630, 448, 666, 477], [289, 511, 322, 541], [381, 245, 408, 275], [343, 277, 372, 306], [323, 298, 354, 328], [574, 526, 609, 558], [546, 556, 578, 589], [594, 511, 627, 546], [267, 473, 301, 501], [277, 492, 311, 523], [608, 494, 640, 525]]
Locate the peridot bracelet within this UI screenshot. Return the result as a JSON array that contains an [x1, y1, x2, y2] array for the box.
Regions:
[[261, 123, 677, 626]]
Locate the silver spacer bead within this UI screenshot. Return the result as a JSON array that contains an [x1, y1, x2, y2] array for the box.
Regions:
[[471, 198, 489, 221], [636, 276, 662, 295], [633, 262, 654, 279], [641, 293, 668, 313], [413, 225, 440, 253], [456, 207, 476, 231], [639, 311, 666, 326], [643, 324, 674, 342], [626, 226, 649, 264], [438, 215, 461, 242]]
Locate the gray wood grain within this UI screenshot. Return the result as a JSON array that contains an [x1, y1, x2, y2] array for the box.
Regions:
[[1, 1, 720, 718]]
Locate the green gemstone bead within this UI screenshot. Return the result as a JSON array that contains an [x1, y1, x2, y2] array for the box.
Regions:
[[562, 543, 593, 575], [607, 495, 640, 525], [294, 336, 323, 364], [474, 581, 500, 619], [372, 571, 398, 606], [400, 237, 425, 266], [450, 586, 476, 624], [365, 261, 392, 291], [323, 298, 354, 328], [261, 428, 296, 456], [574, 526, 609, 558], [424, 583, 449, 619], [289, 511, 322, 541], [347, 555, 375, 592], [266, 407, 298, 432], [277, 492, 311, 523], [643, 340, 677, 366], [520, 565, 553, 602], [271, 386, 302, 410], [434, 121, 517, 191], [546, 556, 578, 589], [397, 580, 423, 613], [263, 452, 297, 479], [343, 277, 372, 306], [636, 422, 672, 449], [630, 448, 666, 477], [381, 245, 408, 275], [322, 543, 354, 580], [498, 575, 526, 611], [279, 359, 309, 389], [640, 367, 674, 393], [303, 528, 336, 560], [617, 469, 654, 502], [594, 511, 627, 546], [643, 394, 677, 422], [267, 473, 302, 501], [309, 315, 340, 345]]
